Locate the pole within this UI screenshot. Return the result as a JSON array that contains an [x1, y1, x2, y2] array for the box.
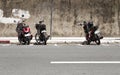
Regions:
[[50, 0, 53, 39], [118, 0, 120, 34], [90, 0, 92, 20]]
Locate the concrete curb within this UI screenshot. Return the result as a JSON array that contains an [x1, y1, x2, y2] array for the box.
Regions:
[[0, 37, 120, 44], [0, 40, 10, 44]]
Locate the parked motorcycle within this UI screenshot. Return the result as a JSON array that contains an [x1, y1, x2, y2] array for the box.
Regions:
[[82, 26, 103, 45], [18, 25, 32, 45], [35, 30, 49, 45]]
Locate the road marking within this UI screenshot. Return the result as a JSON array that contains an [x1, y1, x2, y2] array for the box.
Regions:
[[29, 44, 34, 46], [50, 61, 120, 64], [54, 44, 58, 46], [102, 44, 110, 46], [1, 44, 10, 46], [77, 44, 84, 46]]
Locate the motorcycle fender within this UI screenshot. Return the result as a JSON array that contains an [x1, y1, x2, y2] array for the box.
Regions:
[[41, 30, 47, 33]]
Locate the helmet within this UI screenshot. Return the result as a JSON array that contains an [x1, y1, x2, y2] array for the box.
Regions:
[[39, 20, 44, 24], [83, 21, 87, 24], [24, 24, 29, 27], [89, 21, 93, 24], [88, 20, 93, 24]]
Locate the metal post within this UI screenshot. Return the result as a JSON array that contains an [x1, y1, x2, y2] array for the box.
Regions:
[[90, 0, 93, 20], [118, 0, 120, 34], [50, 0, 53, 39]]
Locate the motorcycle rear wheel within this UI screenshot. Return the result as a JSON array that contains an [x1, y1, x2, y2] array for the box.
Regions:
[[26, 40, 30, 45], [35, 33, 40, 43], [86, 40, 90, 45]]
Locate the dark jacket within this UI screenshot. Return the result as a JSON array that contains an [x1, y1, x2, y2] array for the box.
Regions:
[[83, 24, 89, 34], [88, 22, 94, 31], [35, 23, 46, 33], [16, 23, 24, 33]]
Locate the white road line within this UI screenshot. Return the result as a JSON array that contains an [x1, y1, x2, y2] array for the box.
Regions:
[[29, 44, 34, 46], [1, 44, 10, 46], [54, 44, 58, 46], [50, 61, 120, 64], [77, 44, 84, 46], [101, 44, 110, 46]]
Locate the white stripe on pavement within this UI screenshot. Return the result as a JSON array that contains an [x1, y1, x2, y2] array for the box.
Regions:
[[1, 44, 11, 46], [50, 61, 120, 64]]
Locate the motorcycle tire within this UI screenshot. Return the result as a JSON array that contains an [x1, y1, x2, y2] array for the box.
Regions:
[[18, 37, 24, 45], [86, 40, 90, 45], [43, 33, 47, 45], [95, 35, 101, 45], [35, 33, 40, 44], [25, 39, 30, 45], [43, 40, 47, 45]]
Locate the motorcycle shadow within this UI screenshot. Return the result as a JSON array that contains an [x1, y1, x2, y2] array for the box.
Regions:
[[34, 42, 46, 45], [17, 43, 30, 45], [81, 41, 100, 45]]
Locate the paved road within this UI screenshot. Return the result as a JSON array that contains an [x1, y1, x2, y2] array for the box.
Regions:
[[0, 44, 120, 75]]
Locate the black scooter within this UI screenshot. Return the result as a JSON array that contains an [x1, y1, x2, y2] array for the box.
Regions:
[[35, 30, 49, 45], [82, 26, 103, 45]]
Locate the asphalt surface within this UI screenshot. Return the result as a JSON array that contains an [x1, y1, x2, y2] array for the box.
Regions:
[[0, 44, 120, 75]]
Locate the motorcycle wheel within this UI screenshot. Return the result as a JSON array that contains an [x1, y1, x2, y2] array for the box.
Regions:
[[86, 40, 90, 45], [95, 35, 101, 45], [18, 37, 23, 45], [43, 36, 47, 45], [26, 40, 30, 45], [35, 33, 40, 44], [44, 40, 47, 45], [42, 33, 47, 45]]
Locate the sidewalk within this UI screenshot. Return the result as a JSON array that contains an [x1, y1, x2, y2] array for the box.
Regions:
[[0, 37, 120, 44]]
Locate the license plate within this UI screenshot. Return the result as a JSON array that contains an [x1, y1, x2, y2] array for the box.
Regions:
[[41, 30, 46, 33], [25, 33, 31, 37]]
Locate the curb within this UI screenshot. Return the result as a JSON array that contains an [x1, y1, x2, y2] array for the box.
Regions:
[[0, 37, 120, 44], [0, 40, 10, 44]]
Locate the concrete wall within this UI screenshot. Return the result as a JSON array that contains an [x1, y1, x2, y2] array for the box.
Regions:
[[0, 0, 120, 37]]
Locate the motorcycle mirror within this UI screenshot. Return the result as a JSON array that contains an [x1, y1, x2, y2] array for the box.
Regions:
[[80, 24, 82, 26]]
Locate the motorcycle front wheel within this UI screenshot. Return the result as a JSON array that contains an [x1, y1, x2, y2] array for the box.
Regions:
[[95, 35, 101, 45]]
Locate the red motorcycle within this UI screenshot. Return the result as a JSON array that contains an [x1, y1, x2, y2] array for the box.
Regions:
[[18, 25, 33, 45]]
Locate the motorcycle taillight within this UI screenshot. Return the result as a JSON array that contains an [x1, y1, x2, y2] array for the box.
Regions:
[[23, 27, 30, 33]]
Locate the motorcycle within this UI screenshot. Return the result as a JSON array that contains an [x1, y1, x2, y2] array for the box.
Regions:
[[82, 26, 103, 45], [18, 25, 32, 45], [35, 30, 49, 45]]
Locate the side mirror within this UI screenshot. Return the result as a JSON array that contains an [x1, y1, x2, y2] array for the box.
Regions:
[[80, 24, 82, 26]]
